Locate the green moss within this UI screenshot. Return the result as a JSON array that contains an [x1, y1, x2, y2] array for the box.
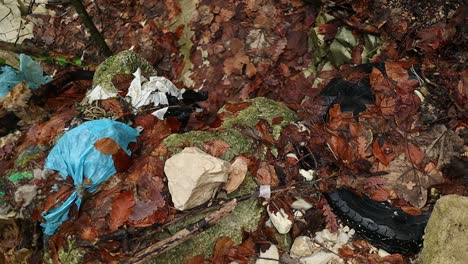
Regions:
[[151, 198, 263, 264], [163, 130, 256, 161], [8, 171, 33, 183], [0, 190, 5, 205], [162, 97, 297, 161], [220, 97, 299, 139], [92, 50, 157, 94], [44, 240, 84, 264]]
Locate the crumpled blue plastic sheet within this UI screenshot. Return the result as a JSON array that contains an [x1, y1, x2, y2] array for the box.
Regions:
[[41, 119, 139, 235], [0, 54, 52, 98]]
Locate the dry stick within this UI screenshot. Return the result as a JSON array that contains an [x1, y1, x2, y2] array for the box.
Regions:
[[67, 0, 112, 57], [0, 40, 51, 57], [125, 199, 238, 264]]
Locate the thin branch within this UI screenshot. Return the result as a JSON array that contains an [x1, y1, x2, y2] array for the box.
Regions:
[[0, 40, 51, 57], [67, 0, 112, 57], [124, 199, 238, 264]]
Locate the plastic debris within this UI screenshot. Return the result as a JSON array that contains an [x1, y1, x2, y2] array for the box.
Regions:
[[41, 119, 139, 235], [127, 68, 185, 119], [0, 54, 51, 98]]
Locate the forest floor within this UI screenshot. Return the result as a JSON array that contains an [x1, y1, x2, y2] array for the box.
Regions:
[[0, 0, 466, 263]]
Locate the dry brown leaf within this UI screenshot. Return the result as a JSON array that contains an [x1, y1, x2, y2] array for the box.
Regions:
[[109, 191, 135, 231], [225, 157, 249, 193], [256, 163, 279, 186], [94, 138, 121, 155], [382, 155, 444, 208], [203, 139, 230, 158]]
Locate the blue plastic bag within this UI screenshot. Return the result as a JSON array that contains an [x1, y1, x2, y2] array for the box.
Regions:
[[41, 119, 139, 235], [0, 54, 51, 98]]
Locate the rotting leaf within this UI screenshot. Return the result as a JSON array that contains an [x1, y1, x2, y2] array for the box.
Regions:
[[203, 139, 230, 158], [109, 191, 135, 231], [225, 157, 249, 193], [404, 143, 424, 165], [382, 155, 444, 208], [212, 236, 234, 264]]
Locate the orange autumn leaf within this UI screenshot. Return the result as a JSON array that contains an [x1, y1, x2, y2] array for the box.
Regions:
[[94, 138, 121, 155], [109, 191, 135, 231], [372, 140, 397, 166], [400, 205, 422, 216], [370, 189, 391, 202], [212, 237, 234, 264]]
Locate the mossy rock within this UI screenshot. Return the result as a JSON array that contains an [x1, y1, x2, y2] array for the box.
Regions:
[[420, 195, 468, 264], [152, 197, 263, 264], [162, 97, 299, 161], [152, 97, 298, 262], [90, 50, 156, 96]]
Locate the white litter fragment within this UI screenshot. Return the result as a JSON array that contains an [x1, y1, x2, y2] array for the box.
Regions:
[[85, 84, 118, 103], [259, 185, 271, 200], [127, 68, 185, 110], [267, 205, 293, 234], [152, 107, 169, 120]]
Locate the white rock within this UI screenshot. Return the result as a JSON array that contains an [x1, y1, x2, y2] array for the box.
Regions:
[[299, 250, 337, 264], [267, 205, 293, 234], [256, 244, 279, 264], [290, 236, 316, 258], [164, 147, 230, 210], [315, 229, 338, 245], [291, 198, 313, 211], [299, 169, 315, 181]]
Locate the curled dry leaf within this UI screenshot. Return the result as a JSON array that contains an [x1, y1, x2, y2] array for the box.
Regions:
[[109, 191, 135, 231], [225, 157, 249, 194]]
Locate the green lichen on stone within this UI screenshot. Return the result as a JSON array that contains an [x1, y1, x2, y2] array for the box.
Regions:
[[219, 97, 298, 140], [151, 198, 263, 264], [92, 50, 157, 94], [420, 195, 468, 264], [163, 130, 255, 161], [8, 171, 33, 183], [162, 97, 298, 160]]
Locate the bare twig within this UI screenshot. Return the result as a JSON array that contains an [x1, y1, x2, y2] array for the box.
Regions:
[[0, 40, 50, 57], [124, 199, 237, 264], [67, 0, 112, 57]]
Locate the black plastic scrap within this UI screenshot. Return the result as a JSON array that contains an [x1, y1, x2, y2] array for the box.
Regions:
[[326, 188, 430, 255]]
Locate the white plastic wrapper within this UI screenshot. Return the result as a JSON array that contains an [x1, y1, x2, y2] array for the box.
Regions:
[[258, 184, 271, 200]]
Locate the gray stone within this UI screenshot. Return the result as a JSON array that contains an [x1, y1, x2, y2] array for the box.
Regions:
[[421, 195, 468, 264]]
